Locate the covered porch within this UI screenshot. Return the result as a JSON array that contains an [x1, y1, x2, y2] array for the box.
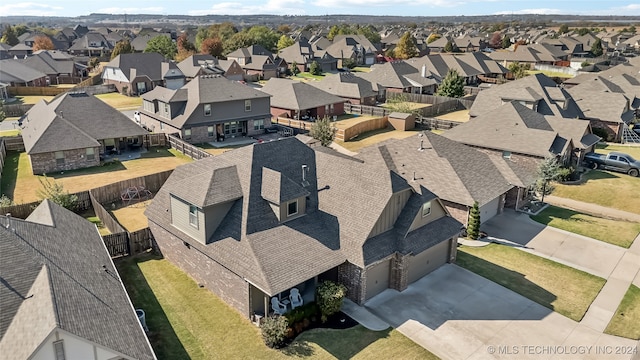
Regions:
[[99, 135, 144, 156]]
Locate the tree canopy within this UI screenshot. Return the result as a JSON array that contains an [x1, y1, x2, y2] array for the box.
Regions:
[[111, 39, 134, 60], [508, 62, 529, 79], [0, 25, 19, 46], [310, 116, 336, 147], [277, 35, 294, 51], [591, 38, 603, 57], [200, 37, 223, 57], [394, 32, 418, 59], [437, 69, 465, 98], [144, 35, 177, 59], [33, 35, 54, 51]]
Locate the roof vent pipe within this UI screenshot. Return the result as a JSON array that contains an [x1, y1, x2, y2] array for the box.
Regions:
[[302, 164, 308, 182], [418, 140, 424, 151], [421, 65, 427, 78]]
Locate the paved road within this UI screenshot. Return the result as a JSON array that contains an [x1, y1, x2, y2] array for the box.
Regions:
[[366, 265, 638, 360]]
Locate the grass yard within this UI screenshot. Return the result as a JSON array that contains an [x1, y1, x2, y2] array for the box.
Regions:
[[95, 92, 143, 110], [14, 95, 55, 105], [0, 130, 21, 137], [87, 216, 111, 236], [116, 254, 438, 360], [196, 142, 246, 156], [605, 285, 640, 340], [334, 128, 420, 152], [531, 205, 640, 248], [380, 102, 430, 111], [1, 149, 191, 204], [457, 244, 606, 322], [595, 143, 640, 161], [352, 66, 371, 73], [525, 70, 574, 79], [293, 72, 326, 81], [110, 199, 153, 232], [434, 110, 470, 123], [553, 170, 640, 215]]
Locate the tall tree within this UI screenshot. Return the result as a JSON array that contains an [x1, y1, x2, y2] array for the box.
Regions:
[[437, 69, 465, 98], [489, 32, 502, 49], [277, 24, 291, 34], [310, 116, 337, 147], [591, 38, 603, 57], [394, 31, 418, 59], [0, 25, 19, 46], [111, 39, 133, 60], [200, 37, 223, 57], [508, 62, 528, 79], [223, 32, 253, 55], [309, 60, 321, 75], [33, 35, 54, 51], [501, 35, 512, 49], [443, 40, 454, 53], [536, 156, 562, 202], [558, 24, 569, 34], [357, 25, 381, 44], [466, 201, 481, 240], [177, 33, 196, 53], [427, 33, 441, 44], [144, 35, 177, 59], [246, 26, 278, 51], [277, 35, 294, 51]]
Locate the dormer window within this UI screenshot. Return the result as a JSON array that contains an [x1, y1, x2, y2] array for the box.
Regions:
[[421, 202, 431, 217], [287, 200, 298, 217], [189, 205, 198, 228]]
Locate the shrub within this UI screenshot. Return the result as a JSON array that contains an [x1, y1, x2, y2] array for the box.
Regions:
[[467, 201, 480, 240], [285, 302, 319, 325], [0, 194, 13, 207], [342, 58, 357, 69], [37, 175, 78, 211], [316, 281, 347, 322], [260, 315, 289, 348], [121, 85, 129, 95], [557, 167, 574, 182], [591, 127, 610, 141]]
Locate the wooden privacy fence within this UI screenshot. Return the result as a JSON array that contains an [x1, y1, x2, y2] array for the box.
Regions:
[[417, 116, 463, 130], [385, 92, 474, 115], [167, 134, 212, 160], [344, 103, 392, 117], [0, 139, 5, 187], [90, 191, 125, 234], [0, 190, 91, 219], [4, 104, 34, 117], [76, 74, 102, 87], [89, 169, 173, 205], [4, 136, 25, 151], [102, 227, 154, 258], [336, 116, 388, 142], [143, 133, 167, 148], [8, 86, 67, 96]]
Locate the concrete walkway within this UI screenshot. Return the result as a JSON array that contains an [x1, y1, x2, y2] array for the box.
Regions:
[[581, 233, 640, 332], [544, 195, 640, 222], [341, 298, 389, 331]]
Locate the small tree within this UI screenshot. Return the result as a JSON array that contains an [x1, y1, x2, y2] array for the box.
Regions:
[[443, 40, 454, 53], [341, 58, 356, 69], [309, 61, 321, 76], [260, 316, 289, 348], [0, 25, 19, 46], [536, 156, 561, 202], [426, 33, 441, 44], [394, 31, 418, 59], [111, 39, 133, 60], [290, 61, 300, 75], [508, 61, 528, 79], [37, 175, 78, 211], [558, 24, 570, 35], [501, 36, 512, 49], [88, 57, 100, 71], [277, 34, 294, 51], [316, 280, 347, 323], [33, 35, 55, 51], [144, 35, 177, 59], [591, 38, 603, 57], [0, 99, 5, 122], [437, 69, 465, 98], [310, 116, 337, 147], [489, 32, 502, 49], [467, 201, 481, 240], [200, 37, 223, 57]]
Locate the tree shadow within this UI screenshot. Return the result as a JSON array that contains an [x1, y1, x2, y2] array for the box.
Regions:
[[285, 326, 392, 359], [48, 161, 127, 180], [0, 151, 20, 198], [115, 253, 191, 360], [531, 206, 595, 226]]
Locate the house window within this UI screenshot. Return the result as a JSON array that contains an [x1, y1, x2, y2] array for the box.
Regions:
[[53, 340, 66, 360], [208, 126, 214, 137], [184, 129, 191, 140], [163, 103, 170, 116], [55, 151, 65, 166], [254, 119, 264, 130], [245, 100, 251, 112], [137, 82, 146, 94], [189, 205, 198, 228], [502, 151, 511, 159], [86, 147, 95, 161], [160, 123, 164, 130], [204, 104, 212, 116], [287, 200, 298, 217], [422, 202, 431, 217]]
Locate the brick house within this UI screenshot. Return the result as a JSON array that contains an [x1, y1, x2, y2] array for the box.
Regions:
[[177, 54, 244, 82], [138, 75, 271, 143], [226, 45, 288, 80], [310, 72, 378, 105], [20, 92, 148, 175], [102, 53, 185, 96], [259, 78, 345, 119], [145, 137, 462, 318]]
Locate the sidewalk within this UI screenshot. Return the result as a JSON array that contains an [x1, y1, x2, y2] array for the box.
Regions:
[[545, 195, 640, 222]]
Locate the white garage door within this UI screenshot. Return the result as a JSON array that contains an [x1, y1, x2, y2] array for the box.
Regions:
[[479, 197, 501, 224], [408, 240, 450, 284], [365, 259, 391, 300]]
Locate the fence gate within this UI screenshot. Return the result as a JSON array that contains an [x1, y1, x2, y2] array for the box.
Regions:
[[102, 232, 129, 257]]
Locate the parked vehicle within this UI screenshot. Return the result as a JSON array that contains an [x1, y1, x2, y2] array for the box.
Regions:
[[584, 152, 640, 177]]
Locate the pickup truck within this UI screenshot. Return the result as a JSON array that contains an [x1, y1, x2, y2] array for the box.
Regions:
[[584, 152, 640, 177]]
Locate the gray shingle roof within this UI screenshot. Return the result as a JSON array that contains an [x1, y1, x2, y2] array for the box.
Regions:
[[0, 59, 47, 84], [260, 78, 345, 111], [167, 166, 243, 208], [0, 200, 155, 360], [261, 167, 310, 204], [104, 52, 172, 82], [21, 93, 148, 154], [357, 61, 437, 90], [309, 72, 377, 100]]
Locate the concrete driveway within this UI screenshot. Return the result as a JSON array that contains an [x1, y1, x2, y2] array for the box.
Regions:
[[480, 210, 626, 278], [365, 265, 638, 360]]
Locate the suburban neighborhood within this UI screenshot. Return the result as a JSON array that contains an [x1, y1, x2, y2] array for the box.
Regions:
[[2, 8, 640, 360]]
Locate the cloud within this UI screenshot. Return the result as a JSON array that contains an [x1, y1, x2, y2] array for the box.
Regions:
[[494, 8, 563, 15], [0, 2, 63, 16], [97, 7, 165, 14], [189, 0, 306, 15]]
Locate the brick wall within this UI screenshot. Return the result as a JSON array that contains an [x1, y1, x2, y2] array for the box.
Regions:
[[389, 254, 409, 292], [149, 222, 251, 317], [29, 147, 100, 175], [442, 200, 469, 226], [337, 262, 365, 305]]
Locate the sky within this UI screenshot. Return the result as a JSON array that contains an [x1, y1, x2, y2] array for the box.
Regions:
[[2, 1, 640, 18]]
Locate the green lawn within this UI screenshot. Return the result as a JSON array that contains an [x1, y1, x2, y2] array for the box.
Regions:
[[457, 244, 606, 322], [86, 216, 111, 236], [116, 254, 438, 360], [595, 143, 640, 161], [294, 72, 326, 81], [525, 70, 574, 79], [553, 170, 640, 215], [95, 92, 143, 110], [14, 95, 55, 105], [531, 205, 640, 248], [352, 66, 371, 73], [605, 285, 640, 340]]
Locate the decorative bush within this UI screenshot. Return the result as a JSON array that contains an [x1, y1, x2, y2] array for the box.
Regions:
[[260, 315, 289, 348], [285, 302, 319, 325], [316, 281, 347, 322], [467, 201, 480, 240], [557, 167, 574, 182]]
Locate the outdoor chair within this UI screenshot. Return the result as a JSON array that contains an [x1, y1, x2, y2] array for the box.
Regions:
[[271, 297, 287, 315], [289, 288, 303, 310]]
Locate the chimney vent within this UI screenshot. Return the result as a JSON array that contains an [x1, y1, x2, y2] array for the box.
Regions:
[[301, 165, 310, 187], [421, 65, 427, 78], [412, 171, 416, 181], [418, 140, 424, 151]]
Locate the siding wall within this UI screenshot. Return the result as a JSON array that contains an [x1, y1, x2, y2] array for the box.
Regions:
[[368, 189, 412, 238], [170, 195, 206, 244], [407, 199, 447, 233]]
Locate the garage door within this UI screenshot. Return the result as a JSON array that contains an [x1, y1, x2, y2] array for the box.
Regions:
[[408, 240, 450, 284], [479, 197, 501, 224], [365, 259, 391, 300]]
